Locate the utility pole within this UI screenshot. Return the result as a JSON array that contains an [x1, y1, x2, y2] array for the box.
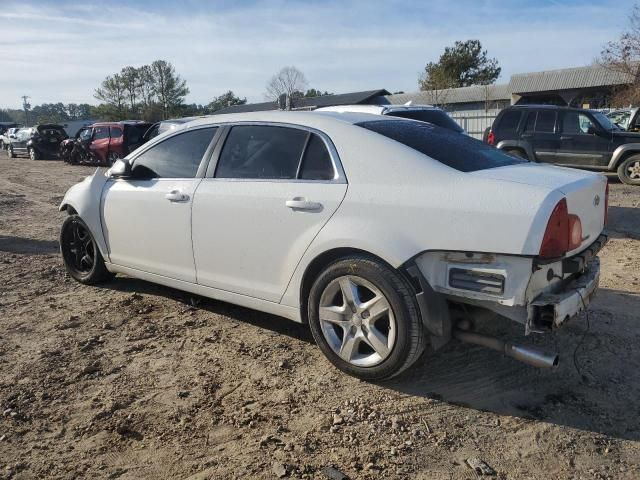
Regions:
[[21, 95, 31, 125]]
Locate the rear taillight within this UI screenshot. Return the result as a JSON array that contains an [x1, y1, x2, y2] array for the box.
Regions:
[[539, 199, 583, 259], [487, 130, 495, 145], [604, 182, 609, 225]]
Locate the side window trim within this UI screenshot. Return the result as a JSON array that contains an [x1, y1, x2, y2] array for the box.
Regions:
[[294, 132, 312, 179], [203, 121, 346, 183]]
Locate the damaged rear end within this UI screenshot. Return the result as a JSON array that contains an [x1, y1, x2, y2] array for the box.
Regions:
[[409, 164, 608, 367]]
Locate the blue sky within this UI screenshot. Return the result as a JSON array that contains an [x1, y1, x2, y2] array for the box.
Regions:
[[0, 0, 635, 108]]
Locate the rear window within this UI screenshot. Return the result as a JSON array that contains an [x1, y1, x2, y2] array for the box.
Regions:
[[496, 110, 522, 135], [37, 125, 66, 138], [385, 110, 464, 133], [125, 125, 150, 144], [357, 120, 525, 172]]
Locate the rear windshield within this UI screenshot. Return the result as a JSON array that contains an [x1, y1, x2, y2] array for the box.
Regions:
[[386, 109, 464, 133], [37, 125, 67, 138], [125, 124, 151, 144], [357, 120, 526, 172]]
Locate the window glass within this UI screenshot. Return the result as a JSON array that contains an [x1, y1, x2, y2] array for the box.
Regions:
[[386, 110, 464, 133], [591, 111, 617, 131], [93, 126, 109, 140], [524, 112, 536, 133], [563, 112, 595, 134], [126, 124, 149, 144], [299, 134, 335, 180], [215, 125, 308, 179], [535, 111, 556, 133], [357, 120, 525, 173], [131, 127, 217, 179], [496, 110, 522, 135], [110, 127, 123, 138], [79, 128, 92, 141]]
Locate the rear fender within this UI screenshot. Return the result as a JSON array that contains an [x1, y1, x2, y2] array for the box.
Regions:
[[59, 168, 110, 259], [496, 140, 534, 160]]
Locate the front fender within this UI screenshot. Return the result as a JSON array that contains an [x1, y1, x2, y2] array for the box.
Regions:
[[59, 168, 110, 259]]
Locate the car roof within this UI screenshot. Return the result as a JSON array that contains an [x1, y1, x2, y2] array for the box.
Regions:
[[316, 104, 439, 115]]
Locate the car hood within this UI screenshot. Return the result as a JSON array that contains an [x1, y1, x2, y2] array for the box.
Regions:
[[611, 130, 640, 140]]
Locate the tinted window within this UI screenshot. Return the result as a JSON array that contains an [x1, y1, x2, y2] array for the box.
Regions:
[[536, 111, 556, 133], [93, 127, 109, 140], [126, 125, 149, 145], [215, 125, 308, 179], [131, 127, 217, 179], [496, 110, 522, 135], [79, 128, 92, 141], [357, 120, 525, 172], [524, 112, 536, 133], [299, 134, 335, 180], [110, 127, 123, 138], [562, 112, 595, 135], [386, 110, 464, 133]]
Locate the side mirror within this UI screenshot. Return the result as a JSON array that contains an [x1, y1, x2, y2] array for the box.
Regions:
[[107, 159, 132, 178]]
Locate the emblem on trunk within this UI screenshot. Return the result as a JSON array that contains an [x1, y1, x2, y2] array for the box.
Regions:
[[594, 195, 600, 206]]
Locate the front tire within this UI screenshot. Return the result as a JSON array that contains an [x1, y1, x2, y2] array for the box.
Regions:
[[308, 255, 425, 381], [617, 154, 640, 185], [60, 215, 113, 284]]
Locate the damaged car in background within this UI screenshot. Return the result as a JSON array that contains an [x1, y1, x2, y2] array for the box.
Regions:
[[58, 111, 608, 380]]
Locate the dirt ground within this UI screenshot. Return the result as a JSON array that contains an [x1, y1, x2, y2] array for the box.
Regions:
[[0, 157, 639, 480]]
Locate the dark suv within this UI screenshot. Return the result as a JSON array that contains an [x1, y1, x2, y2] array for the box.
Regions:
[[7, 124, 68, 160], [486, 105, 640, 185]]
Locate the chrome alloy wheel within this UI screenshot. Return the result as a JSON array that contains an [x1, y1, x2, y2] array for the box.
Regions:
[[628, 160, 640, 179], [318, 275, 396, 367]]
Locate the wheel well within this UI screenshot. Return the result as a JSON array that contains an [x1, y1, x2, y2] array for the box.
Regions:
[[504, 147, 528, 158], [616, 150, 640, 169], [61, 204, 77, 215], [298, 247, 397, 324]]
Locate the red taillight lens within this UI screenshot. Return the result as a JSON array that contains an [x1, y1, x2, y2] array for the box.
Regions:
[[539, 199, 569, 259], [487, 130, 495, 145], [604, 182, 609, 225]]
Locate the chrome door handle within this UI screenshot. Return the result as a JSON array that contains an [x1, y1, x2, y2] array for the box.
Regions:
[[165, 190, 189, 202], [286, 198, 322, 211]]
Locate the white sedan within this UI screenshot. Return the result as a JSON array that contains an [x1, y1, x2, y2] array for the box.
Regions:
[[59, 111, 608, 380]]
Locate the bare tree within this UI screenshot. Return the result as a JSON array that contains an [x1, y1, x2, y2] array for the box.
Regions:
[[265, 66, 308, 106], [600, 3, 640, 105]]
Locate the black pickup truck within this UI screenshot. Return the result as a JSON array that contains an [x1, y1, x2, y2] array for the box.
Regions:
[[486, 105, 640, 185]]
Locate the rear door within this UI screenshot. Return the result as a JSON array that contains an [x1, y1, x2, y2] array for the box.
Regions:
[[556, 110, 610, 168], [89, 126, 110, 163], [192, 124, 347, 302], [521, 110, 561, 164]]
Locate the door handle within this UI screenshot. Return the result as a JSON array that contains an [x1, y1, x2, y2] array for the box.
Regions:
[[165, 190, 189, 202], [560, 136, 573, 141], [285, 197, 322, 211]]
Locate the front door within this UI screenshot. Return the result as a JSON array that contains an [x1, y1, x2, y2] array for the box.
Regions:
[[101, 126, 218, 282], [192, 124, 348, 302], [89, 125, 111, 163], [556, 111, 611, 168]]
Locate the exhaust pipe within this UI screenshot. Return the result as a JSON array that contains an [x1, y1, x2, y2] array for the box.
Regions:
[[453, 329, 559, 368]]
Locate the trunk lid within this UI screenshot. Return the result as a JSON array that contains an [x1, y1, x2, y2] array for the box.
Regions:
[[471, 163, 607, 255]]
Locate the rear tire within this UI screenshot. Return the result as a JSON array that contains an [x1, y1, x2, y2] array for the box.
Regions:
[[307, 255, 425, 381], [505, 148, 528, 160], [60, 215, 114, 285], [617, 154, 640, 186]]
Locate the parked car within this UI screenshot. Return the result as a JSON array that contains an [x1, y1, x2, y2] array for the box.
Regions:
[[606, 107, 640, 132], [87, 121, 152, 165], [59, 111, 607, 380], [142, 116, 206, 142], [60, 126, 94, 164], [486, 105, 640, 185], [0, 125, 22, 150], [7, 124, 68, 160], [316, 104, 465, 133]]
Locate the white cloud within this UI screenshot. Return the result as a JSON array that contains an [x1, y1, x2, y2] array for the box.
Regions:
[[0, 0, 634, 108]]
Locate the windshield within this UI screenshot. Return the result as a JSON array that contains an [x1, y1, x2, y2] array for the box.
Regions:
[[606, 110, 632, 130], [386, 109, 464, 133], [592, 111, 619, 131], [357, 119, 525, 172]]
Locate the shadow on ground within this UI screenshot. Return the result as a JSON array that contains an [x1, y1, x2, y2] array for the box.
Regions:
[[607, 206, 640, 239], [0, 235, 59, 255], [99, 272, 640, 443]]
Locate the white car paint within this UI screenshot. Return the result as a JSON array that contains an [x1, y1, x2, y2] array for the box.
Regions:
[[60, 111, 606, 335]]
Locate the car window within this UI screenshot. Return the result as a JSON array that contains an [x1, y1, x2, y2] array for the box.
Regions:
[[17, 130, 31, 141], [496, 110, 522, 135], [110, 127, 123, 138], [131, 127, 217, 179], [608, 111, 631, 129], [386, 110, 464, 133], [93, 127, 109, 140], [591, 111, 617, 131], [562, 112, 595, 135], [215, 125, 308, 179], [357, 119, 526, 173], [299, 134, 335, 180], [535, 111, 556, 133], [126, 125, 149, 145], [524, 112, 536, 133], [79, 129, 92, 141]]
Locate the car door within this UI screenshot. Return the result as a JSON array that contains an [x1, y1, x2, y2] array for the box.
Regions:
[[521, 110, 561, 164], [191, 124, 348, 302], [89, 126, 111, 163], [556, 111, 610, 167], [101, 126, 219, 282]]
